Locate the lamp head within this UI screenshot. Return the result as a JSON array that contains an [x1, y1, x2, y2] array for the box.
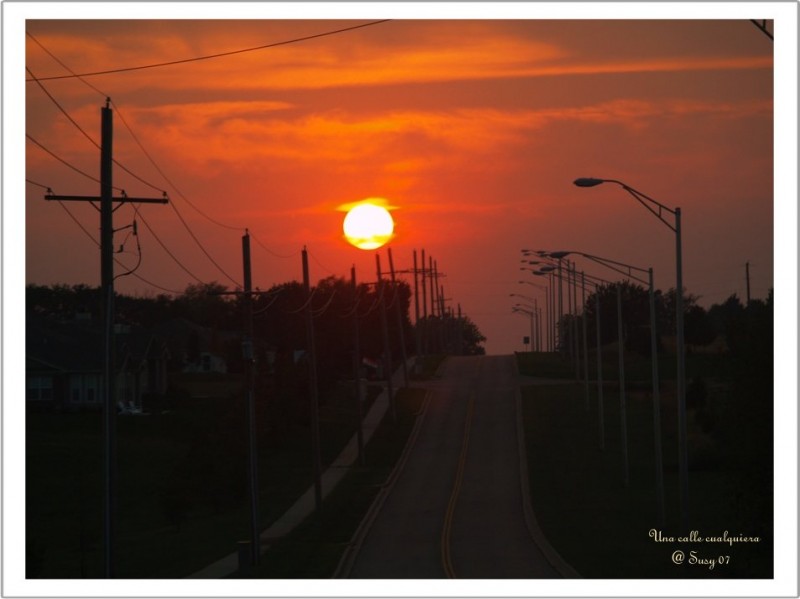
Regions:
[[538, 265, 556, 273], [573, 177, 605, 188], [548, 251, 571, 259]]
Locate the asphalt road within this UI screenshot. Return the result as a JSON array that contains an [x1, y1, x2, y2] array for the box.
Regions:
[[347, 354, 561, 579]]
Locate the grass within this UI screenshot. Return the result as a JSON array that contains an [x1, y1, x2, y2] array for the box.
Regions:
[[516, 347, 731, 384], [26, 382, 386, 578], [246, 386, 428, 578], [520, 378, 772, 578], [26, 358, 437, 579]]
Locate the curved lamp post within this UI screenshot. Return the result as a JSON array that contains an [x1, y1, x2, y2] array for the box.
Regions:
[[574, 176, 686, 531]]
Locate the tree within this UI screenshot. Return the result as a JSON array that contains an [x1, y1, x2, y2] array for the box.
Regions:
[[576, 281, 661, 356], [173, 282, 237, 330], [458, 315, 487, 355]]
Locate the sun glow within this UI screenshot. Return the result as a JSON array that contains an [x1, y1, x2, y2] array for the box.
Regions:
[[342, 200, 395, 250]]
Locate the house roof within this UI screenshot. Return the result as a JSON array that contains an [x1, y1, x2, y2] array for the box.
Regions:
[[26, 316, 169, 374], [26, 316, 103, 373]]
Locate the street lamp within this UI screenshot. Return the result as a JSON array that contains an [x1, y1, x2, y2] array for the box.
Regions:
[[549, 250, 665, 523], [519, 281, 549, 352], [512, 305, 535, 352], [541, 268, 612, 451], [512, 294, 540, 351], [574, 176, 686, 531]]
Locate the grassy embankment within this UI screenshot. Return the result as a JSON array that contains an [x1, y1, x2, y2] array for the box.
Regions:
[[518, 349, 772, 578]]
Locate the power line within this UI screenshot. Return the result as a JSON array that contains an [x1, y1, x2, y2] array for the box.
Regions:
[[52, 190, 183, 294], [29, 133, 221, 290], [27, 66, 100, 150], [167, 199, 241, 288], [28, 65, 170, 197], [55, 196, 99, 245], [27, 31, 107, 97], [128, 272, 184, 295], [29, 29, 301, 273], [251, 232, 299, 259], [30, 32, 247, 233], [26, 178, 53, 191], [28, 32, 289, 295], [27, 133, 110, 194], [110, 100, 244, 231], [26, 62, 239, 285], [308, 248, 336, 275], [32, 177, 191, 296], [133, 209, 207, 285], [26, 20, 391, 82]]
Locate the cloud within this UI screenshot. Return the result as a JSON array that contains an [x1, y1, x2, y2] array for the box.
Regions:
[[28, 21, 772, 96], [121, 96, 770, 175]]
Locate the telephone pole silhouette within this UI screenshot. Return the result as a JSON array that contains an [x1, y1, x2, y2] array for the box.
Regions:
[[214, 230, 274, 569], [45, 99, 168, 578]]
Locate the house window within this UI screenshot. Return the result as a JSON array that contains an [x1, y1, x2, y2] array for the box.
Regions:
[[26, 376, 53, 401]]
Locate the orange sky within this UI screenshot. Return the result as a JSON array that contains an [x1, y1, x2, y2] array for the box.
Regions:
[[23, 15, 777, 354]]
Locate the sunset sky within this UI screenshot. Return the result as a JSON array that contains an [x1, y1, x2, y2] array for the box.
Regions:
[[17, 6, 785, 355], [5, 3, 799, 595]]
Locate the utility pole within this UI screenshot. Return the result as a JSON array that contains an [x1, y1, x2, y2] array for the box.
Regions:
[[413, 250, 421, 361], [214, 232, 275, 570], [457, 303, 463, 356], [45, 99, 167, 578], [388, 248, 409, 388], [432, 259, 441, 351], [351, 266, 365, 466], [421, 248, 428, 354], [302, 248, 323, 510], [746, 261, 751, 305], [429, 256, 436, 318], [241, 232, 260, 566], [376, 253, 396, 421]]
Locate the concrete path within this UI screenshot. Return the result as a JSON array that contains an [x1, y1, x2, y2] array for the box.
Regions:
[[186, 361, 412, 579]]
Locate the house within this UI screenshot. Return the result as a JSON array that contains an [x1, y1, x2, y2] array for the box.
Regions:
[[26, 315, 169, 412], [116, 328, 170, 410], [148, 318, 236, 374], [26, 316, 103, 411]]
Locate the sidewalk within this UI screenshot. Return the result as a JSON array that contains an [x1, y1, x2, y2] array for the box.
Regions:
[[186, 359, 415, 578]]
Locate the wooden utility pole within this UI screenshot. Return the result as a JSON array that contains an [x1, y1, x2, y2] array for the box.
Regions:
[[457, 303, 463, 355], [429, 256, 436, 318], [421, 248, 428, 354], [388, 248, 408, 388], [376, 253, 396, 421], [413, 250, 421, 360], [242, 232, 260, 566], [746, 261, 752, 305], [45, 99, 167, 578], [302, 248, 323, 509], [351, 266, 365, 466], [215, 231, 274, 569]]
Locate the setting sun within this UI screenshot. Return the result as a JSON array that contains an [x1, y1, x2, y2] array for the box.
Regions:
[[342, 201, 395, 250]]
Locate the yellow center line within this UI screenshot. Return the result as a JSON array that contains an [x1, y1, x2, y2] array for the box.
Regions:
[[441, 394, 475, 579]]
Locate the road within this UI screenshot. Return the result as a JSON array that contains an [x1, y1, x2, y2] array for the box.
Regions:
[[346, 354, 562, 579]]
